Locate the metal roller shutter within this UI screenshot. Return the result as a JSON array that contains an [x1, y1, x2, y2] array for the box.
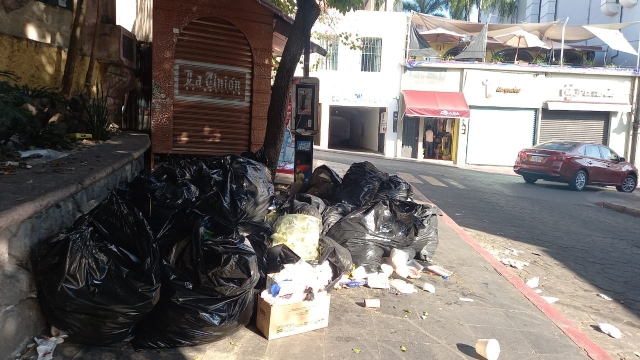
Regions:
[[539, 110, 609, 145], [172, 17, 253, 155], [466, 108, 537, 166]]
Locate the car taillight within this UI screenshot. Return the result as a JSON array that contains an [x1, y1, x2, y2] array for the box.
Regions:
[[549, 154, 572, 163], [518, 151, 527, 159]]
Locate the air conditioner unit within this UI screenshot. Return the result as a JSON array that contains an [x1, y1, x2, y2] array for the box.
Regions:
[[601, 0, 621, 16], [620, 0, 637, 8], [96, 24, 137, 69]]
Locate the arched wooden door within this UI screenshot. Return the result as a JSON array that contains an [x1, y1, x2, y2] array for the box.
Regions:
[[172, 17, 253, 154]]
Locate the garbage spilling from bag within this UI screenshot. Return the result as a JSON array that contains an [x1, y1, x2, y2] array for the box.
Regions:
[[32, 156, 440, 349]]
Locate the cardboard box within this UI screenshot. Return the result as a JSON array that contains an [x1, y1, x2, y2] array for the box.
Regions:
[[256, 294, 330, 340]]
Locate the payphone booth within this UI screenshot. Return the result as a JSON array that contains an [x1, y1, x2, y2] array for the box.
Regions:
[[291, 77, 320, 184]]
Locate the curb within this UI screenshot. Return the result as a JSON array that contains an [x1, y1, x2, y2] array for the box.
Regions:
[[595, 201, 640, 219], [315, 148, 518, 177], [410, 186, 612, 360]]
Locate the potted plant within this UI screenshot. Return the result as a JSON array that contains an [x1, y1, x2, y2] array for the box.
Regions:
[[442, 148, 451, 160]]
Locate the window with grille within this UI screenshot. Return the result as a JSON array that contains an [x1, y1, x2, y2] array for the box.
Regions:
[[318, 36, 339, 71], [361, 37, 382, 72]]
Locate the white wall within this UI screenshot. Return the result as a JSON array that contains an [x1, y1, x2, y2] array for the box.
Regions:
[[609, 111, 632, 158], [312, 10, 408, 157]]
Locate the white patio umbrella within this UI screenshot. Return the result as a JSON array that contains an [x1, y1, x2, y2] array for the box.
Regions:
[[494, 30, 550, 63], [419, 28, 466, 43]]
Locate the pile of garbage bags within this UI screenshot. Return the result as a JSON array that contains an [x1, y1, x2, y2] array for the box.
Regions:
[[31, 155, 438, 349]]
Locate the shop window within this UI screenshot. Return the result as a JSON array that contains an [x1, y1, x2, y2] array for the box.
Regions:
[[36, 0, 73, 11], [318, 35, 339, 71], [361, 37, 382, 72]]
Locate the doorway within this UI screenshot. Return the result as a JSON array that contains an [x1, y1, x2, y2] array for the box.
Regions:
[[401, 116, 420, 158]]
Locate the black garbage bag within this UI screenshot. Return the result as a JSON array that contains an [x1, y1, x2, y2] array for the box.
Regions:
[[266, 244, 301, 274], [305, 165, 342, 200], [317, 236, 352, 291], [375, 175, 413, 201], [237, 221, 274, 289], [32, 193, 161, 346], [338, 162, 389, 207], [196, 155, 274, 224], [326, 200, 415, 272], [321, 203, 355, 235], [408, 203, 440, 263], [133, 218, 259, 348], [278, 193, 326, 221], [241, 146, 270, 168]]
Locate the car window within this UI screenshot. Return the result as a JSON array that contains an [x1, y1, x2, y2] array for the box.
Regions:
[[535, 142, 576, 151], [599, 146, 618, 161], [585, 145, 601, 158], [578, 146, 587, 156]]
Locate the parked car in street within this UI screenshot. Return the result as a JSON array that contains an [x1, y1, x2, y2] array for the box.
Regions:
[[514, 141, 638, 192]]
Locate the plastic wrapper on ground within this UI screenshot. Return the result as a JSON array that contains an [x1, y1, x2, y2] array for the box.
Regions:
[[31, 193, 161, 346], [338, 161, 389, 207], [272, 214, 321, 261], [375, 175, 413, 201], [305, 165, 342, 200], [326, 200, 419, 272], [132, 217, 259, 349]]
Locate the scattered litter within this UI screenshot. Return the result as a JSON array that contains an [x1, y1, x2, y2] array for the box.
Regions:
[[459, 297, 474, 302], [351, 266, 368, 280], [535, 289, 543, 294], [501, 258, 529, 270], [598, 323, 622, 339], [526, 277, 539, 289], [423, 283, 436, 293], [380, 263, 394, 276], [367, 273, 390, 289], [229, 340, 239, 346], [598, 294, 612, 301], [400, 345, 407, 352], [542, 296, 559, 304], [352, 348, 362, 354], [364, 299, 380, 308], [389, 279, 417, 294], [633, 351, 640, 357], [427, 265, 453, 278], [475, 339, 500, 360], [346, 279, 367, 288], [420, 315, 427, 320], [402, 309, 413, 314], [532, 252, 542, 256], [26, 180, 33, 184], [34, 336, 64, 360], [423, 311, 428, 316]]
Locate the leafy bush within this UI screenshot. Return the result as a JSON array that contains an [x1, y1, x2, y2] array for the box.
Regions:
[[84, 83, 111, 141]]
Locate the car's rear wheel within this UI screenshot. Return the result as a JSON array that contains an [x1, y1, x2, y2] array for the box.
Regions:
[[569, 170, 588, 191], [523, 176, 538, 184], [616, 175, 637, 193]]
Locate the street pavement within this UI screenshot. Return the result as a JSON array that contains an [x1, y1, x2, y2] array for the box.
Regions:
[[314, 149, 640, 359]]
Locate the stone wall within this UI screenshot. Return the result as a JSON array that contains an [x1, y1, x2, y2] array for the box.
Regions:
[[0, 133, 150, 359]]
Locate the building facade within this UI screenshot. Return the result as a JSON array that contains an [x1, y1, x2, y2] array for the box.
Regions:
[[309, 10, 410, 157], [399, 63, 637, 166]]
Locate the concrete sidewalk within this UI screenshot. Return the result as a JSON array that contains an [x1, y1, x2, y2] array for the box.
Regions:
[[26, 160, 598, 360]]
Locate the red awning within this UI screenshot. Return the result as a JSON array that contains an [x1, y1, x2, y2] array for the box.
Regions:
[[402, 90, 470, 118]]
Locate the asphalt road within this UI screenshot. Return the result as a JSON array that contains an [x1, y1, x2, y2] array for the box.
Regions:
[[315, 149, 640, 324]]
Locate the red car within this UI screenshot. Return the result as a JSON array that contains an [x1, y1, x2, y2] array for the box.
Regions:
[[514, 141, 638, 192]]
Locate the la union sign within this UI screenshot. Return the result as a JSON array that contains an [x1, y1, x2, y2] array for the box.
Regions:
[[174, 60, 250, 106]]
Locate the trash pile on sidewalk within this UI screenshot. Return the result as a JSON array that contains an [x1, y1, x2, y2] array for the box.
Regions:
[[30, 155, 442, 350]]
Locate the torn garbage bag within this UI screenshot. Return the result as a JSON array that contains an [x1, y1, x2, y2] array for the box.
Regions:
[[326, 200, 416, 272], [133, 218, 259, 348], [31, 193, 161, 346], [321, 203, 355, 235], [305, 165, 342, 200], [375, 175, 413, 201], [318, 236, 352, 291], [338, 161, 389, 207], [271, 214, 321, 261]]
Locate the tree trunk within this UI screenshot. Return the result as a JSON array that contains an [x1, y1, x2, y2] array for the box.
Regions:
[[263, 0, 321, 179], [60, 0, 87, 98], [83, 0, 102, 99]]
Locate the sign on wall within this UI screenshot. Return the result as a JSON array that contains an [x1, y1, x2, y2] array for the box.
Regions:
[[173, 60, 251, 106], [380, 112, 388, 133]]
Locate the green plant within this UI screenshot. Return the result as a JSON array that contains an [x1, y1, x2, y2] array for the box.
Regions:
[[443, 54, 454, 61], [606, 62, 617, 68], [442, 148, 451, 156], [84, 83, 111, 141], [582, 58, 594, 67], [534, 55, 547, 65], [491, 53, 504, 63]]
